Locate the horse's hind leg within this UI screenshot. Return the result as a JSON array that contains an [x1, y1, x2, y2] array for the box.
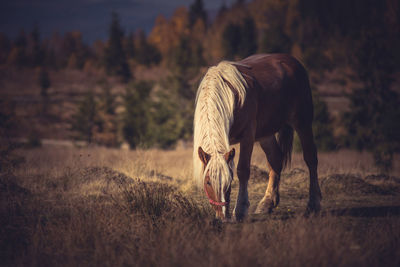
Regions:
[[255, 136, 283, 214], [296, 124, 322, 214]]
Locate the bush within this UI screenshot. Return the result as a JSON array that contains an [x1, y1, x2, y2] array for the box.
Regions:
[[70, 91, 100, 144], [122, 81, 154, 149], [342, 30, 400, 173], [342, 85, 400, 172]]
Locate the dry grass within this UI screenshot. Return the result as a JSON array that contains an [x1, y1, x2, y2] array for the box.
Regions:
[[1, 145, 400, 267]]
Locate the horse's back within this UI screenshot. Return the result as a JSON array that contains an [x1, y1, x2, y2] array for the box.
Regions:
[[238, 54, 309, 93], [233, 54, 313, 139]]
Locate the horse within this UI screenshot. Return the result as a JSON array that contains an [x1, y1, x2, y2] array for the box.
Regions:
[[193, 54, 322, 221]]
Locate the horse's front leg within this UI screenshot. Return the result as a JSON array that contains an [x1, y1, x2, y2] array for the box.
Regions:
[[233, 129, 255, 222]]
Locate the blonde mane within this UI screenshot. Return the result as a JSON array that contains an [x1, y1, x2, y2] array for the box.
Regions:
[[193, 61, 247, 198]]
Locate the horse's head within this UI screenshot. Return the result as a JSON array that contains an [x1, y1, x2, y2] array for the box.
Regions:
[[198, 146, 235, 220]]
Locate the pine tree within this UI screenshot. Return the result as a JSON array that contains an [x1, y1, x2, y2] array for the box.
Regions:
[[312, 90, 336, 151], [189, 0, 208, 28], [260, 25, 291, 54], [238, 16, 257, 58], [96, 81, 119, 147], [31, 24, 44, 67], [71, 91, 99, 144], [125, 33, 135, 60], [37, 67, 51, 115], [135, 30, 161, 66], [0, 33, 10, 64], [152, 89, 184, 149], [8, 30, 28, 67], [104, 12, 131, 82], [343, 30, 400, 172], [122, 81, 154, 148], [222, 16, 257, 60], [222, 23, 241, 59]]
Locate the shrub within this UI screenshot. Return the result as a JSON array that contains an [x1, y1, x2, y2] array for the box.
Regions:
[[342, 30, 400, 173], [70, 91, 100, 144], [122, 81, 154, 148]]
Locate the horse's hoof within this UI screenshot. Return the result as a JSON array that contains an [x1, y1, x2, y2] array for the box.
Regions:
[[233, 201, 250, 222], [304, 201, 321, 217], [255, 198, 274, 214]]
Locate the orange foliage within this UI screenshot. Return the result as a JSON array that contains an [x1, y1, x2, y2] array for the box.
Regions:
[[148, 7, 190, 61]]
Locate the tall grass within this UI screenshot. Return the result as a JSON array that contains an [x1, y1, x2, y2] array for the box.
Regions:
[[1, 146, 400, 266]]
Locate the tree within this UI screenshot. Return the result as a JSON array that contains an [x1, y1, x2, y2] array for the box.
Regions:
[[37, 67, 51, 115], [169, 36, 205, 77], [342, 30, 400, 172], [238, 16, 257, 58], [189, 0, 208, 28], [104, 12, 131, 82], [152, 89, 185, 149], [222, 23, 242, 59], [221, 16, 257, 60], [135, 30, 161, 66], [31, 24, 44, 67], [122, 81, 154, 148], [0, 33, 10, 64], [96, 81, 119, 147], [125, 33, 135, 60], [62, 31, 89, 69], [312, 90, 336, 151], [259, 26, 291, 54], [71, 91, 99, 144], [8, 30, 28, 67]]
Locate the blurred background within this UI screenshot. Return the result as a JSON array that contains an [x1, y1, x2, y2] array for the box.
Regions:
[[0, 0, 399, 172]]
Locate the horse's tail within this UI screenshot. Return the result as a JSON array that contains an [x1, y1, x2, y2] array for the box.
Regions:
[[277, 124, 294, 170]]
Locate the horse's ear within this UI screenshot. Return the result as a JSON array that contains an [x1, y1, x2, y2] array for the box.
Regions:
[[198, 147, 210, 165], [224, 148, 235, 163]]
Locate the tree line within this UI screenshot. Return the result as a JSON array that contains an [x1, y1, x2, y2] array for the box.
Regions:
[[1, 0, 399, 172]]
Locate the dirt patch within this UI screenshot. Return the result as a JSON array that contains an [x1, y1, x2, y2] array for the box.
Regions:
[[320, 174, 399, 196], [249, 165, 269, 182]]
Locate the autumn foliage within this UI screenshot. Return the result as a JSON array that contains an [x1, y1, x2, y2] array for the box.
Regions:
[[1, 0, 399, 169]]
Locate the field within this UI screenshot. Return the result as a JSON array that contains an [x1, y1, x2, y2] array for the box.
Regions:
[[1, 144, 400, 267]]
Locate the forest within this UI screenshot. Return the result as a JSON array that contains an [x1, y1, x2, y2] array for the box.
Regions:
[[0, 0, 399, 170]]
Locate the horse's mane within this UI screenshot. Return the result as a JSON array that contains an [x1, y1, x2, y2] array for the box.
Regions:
[[193, 61, 247, 198]]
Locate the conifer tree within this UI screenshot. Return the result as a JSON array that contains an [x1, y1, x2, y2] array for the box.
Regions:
[[38, 67, 51, 115], [71, 91, 99, 144], [222, 23, 241, 59], [104, 12, 131, 82], [8, 30, 28, 67], [0, 33, 10, 64], [122, 81, 153, 148], [189, 0, 208, 28], [312, 90, 336, 151], [125, 33, 135, 60], [343, 30, 400, 172], [31, 24, 44, 67], [135, 30, 161, 66], [96, 81, 119, 147], [238, 16, 257, 58]]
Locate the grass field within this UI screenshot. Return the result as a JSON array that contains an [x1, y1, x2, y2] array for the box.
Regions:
[[1, 145, 400, 266]]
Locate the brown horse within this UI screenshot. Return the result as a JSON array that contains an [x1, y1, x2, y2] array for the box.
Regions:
[[193, 54, 322, 221]]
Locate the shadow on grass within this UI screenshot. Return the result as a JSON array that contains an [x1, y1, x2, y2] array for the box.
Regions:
[[248, 205, 400, 223], [328, 206, 400, 217]]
